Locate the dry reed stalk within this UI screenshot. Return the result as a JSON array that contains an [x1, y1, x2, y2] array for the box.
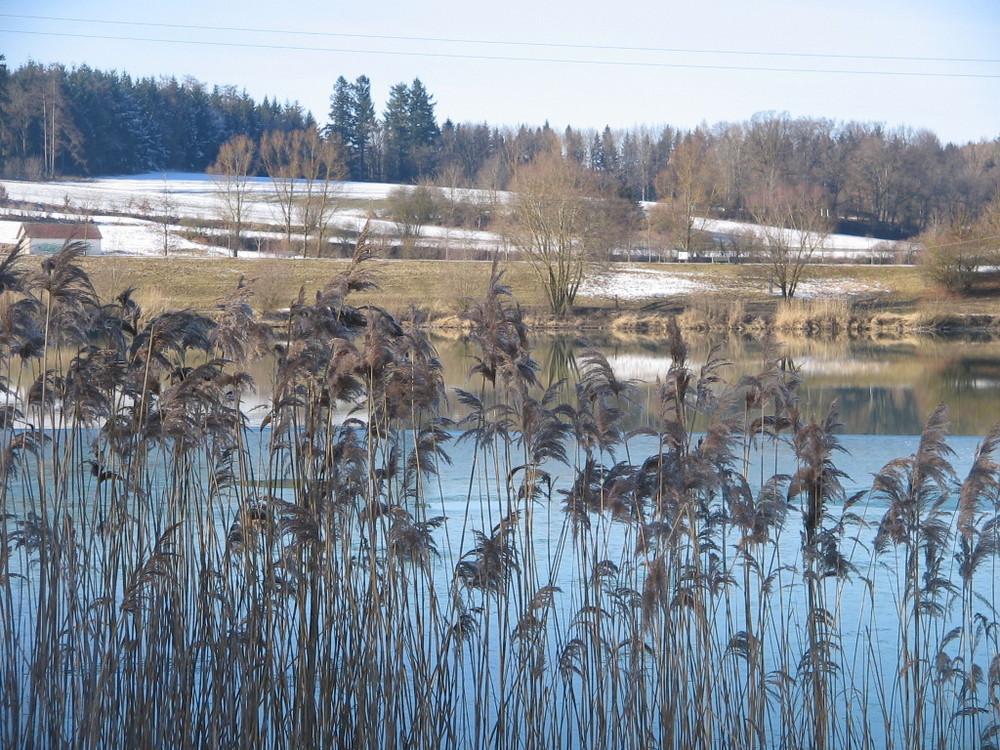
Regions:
[[4, 238, 1000, 749], [773, 297, 853, 334]]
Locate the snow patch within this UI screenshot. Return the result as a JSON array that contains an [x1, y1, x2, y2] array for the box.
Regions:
[[790, 279, 890, 299], [580, 268, 719, 299], [580, 267, 889, 301]]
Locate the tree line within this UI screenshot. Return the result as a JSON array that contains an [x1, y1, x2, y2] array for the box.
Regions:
[[0, 59, 314, 178], [1, 58, 999, 241]]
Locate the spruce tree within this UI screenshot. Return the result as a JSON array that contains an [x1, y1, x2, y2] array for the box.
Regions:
[[327, 76, 354, 171], [382, 82, 411, 182], [406, 78, 440, 178], [351, 75, 377, 181]]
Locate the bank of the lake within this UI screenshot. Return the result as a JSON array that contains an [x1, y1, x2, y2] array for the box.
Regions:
[[65, 254, 1000, 334]]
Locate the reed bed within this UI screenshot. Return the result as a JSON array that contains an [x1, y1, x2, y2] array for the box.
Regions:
[[2, 239, 1000, 749], [676, 296, 753, 332], [772, 298, 856, 334]]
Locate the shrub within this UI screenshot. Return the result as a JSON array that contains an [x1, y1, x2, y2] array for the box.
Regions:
[[385, 182, 447, 238]]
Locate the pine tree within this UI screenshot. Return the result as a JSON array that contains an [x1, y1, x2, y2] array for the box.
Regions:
[[382, 82, 411, 182], [351, 76, 377, 181], [327, 76, 354, 163]]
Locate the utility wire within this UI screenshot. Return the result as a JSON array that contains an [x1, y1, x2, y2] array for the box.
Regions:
[[2, 12, 998, 66], [918, 233, 1000, 250], [3, 28, 1000, 79]]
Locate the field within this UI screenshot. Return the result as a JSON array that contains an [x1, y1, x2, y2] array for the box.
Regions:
[[6, 172, 986, 332], [65, 253, 988, 334], [70, 253, 959, 327]]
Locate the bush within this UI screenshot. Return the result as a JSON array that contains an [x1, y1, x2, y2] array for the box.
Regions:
[[920, 230, 991, 295], [385, 183, 447, 238]]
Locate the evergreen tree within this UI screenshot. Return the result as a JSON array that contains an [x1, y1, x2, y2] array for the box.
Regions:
[[116, 77, 163, 171], [327, 75, 377, 181], [600, 127, 619, 170], [327, 76, 354, 157], [351, 75, 377, 181], [407, 77, 440, 176], [382, 82, 411, 182], [381, 78, 440, 183], [212, 85, 263, 144]]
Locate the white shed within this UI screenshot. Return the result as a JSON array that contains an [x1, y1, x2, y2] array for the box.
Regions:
[[16, 223, 103, 254]]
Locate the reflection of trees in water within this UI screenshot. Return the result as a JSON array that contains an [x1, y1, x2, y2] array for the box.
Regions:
[[930, 357, 1000, 435], [938, 357, 1000, 392], [427, 331, 1000, 435], [796, 385, 923, 435], [537, 336, 582, 389]]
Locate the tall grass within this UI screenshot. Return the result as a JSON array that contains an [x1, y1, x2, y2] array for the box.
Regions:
[[1, 241, 1000, 748], [773, 297, 855, 334]]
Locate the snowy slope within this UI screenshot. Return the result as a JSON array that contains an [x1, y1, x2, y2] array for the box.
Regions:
[[0, 173, 903, 260], [0, 172, 502, 256]]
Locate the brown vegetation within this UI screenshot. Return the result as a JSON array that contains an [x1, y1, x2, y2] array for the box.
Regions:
[[2, 239, 1000, 748]]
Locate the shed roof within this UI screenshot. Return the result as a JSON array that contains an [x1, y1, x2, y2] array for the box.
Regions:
[[17, 223, 103, 241]]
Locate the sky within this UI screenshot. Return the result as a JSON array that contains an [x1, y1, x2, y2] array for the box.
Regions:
[[1, 0, 998, 145]]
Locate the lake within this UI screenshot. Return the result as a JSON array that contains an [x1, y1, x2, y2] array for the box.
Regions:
[[426, 330, 1000, 436], [4, 327, 1000, 748]]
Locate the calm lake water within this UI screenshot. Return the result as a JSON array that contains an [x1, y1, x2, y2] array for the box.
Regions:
[[428, 331, 1000, 437], [7, 329, 1000, 747]]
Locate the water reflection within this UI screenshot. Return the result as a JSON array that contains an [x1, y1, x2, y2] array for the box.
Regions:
[[66, 331, 997, 437], [431, 331, 1000, 436]]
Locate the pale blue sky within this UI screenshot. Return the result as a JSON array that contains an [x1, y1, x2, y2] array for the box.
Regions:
[[1, 0, 998, 144]]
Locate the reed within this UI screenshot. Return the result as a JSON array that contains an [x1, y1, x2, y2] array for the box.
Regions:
[[676, 295, 750, 331], [772, 297, 855, 334], [1, 239, 999, 748]]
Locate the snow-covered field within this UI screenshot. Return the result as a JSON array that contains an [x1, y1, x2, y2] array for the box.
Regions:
[[697, 217, 900, 257], [579, 267, 890, 300], [0, 173, 899, 300], [0, 172, 500, 257], [580, 267, 713, 299]]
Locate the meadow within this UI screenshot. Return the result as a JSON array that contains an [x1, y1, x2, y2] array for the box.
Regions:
[[3, 237, 1000, 749]]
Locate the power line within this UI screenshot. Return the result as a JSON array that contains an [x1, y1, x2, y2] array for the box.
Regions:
[[3, 28, 1000, 79], [920, 233, 1000, 250], [2, 12, 998, 66]]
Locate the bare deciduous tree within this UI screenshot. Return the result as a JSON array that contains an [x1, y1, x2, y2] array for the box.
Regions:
[[259, 129, 300, 252], [149, 177, 179, 257], [296, 129, 347, 258], [502, 150, 617, 315], [260, 127, 347, 257], [653, 131, 720, 257], [920, 189, 1000, 294], [747, 184, 833, 299], [210, 134, 256, 258]]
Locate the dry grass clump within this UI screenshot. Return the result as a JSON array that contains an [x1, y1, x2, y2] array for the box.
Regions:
[[677, 295, 752, 331], [909, 309, 1000, 331], [4, 239, 1000, 749], [773, 297, 856, 334], [609, 311, 686, 336]]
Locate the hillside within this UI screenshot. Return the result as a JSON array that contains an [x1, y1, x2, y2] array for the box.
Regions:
[[0, 172, 901, 261]]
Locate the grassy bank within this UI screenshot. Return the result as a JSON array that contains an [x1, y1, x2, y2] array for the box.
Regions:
[[61, 254, 1000, 333]]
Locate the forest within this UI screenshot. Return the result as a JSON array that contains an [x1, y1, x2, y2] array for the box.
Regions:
[[1, 58, 999, 240]]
